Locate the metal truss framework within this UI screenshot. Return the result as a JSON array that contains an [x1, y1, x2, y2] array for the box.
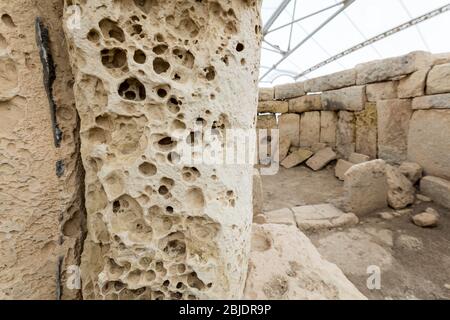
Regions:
[[260, 0, 450, 83]]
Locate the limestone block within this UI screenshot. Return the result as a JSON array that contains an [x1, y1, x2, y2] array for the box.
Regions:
[[355, 51, 432, 85], [335, 159, 354, 181], [279, 113, 300, 147], [320, 111, 337, 146], [412, 208, 440, 228], [412, 93, 450, 110], [293, 204, 358, 232], [299, 111, 320, 147], [64, 0, 262, 300], [348, 153, 370, 164], [280, 149, 313, 169], [420, 176, 450, 209], [355, 102, 377, 159], [258, 87, 274, 101], [278, 136, 291, 162], [244, 224, 366, 300], [408, 110, 450, 179], [426, 63, 450, 95], [321, 85, 366, 112], [288, 94, 321, 113], [0, 1, 83, 299], [256, 114, 277, 131], [432, 52, 450, 65], [292, 204, 344, 221], [398, 69, 429, 98], [336, 111, 355, 159], [258, 100, 288, 113], [264, 208, 295, 226], [366, 81, 397, 102], [274, 82, 305, 100], [344, 160, 388, 215], [304, 69, 356, 92], [398, 162, 423, 184], [253, 170, 264, 217], [306, 147, 337, 171], [386, 165, 415, 210], [377, 99, 412, 164], [311, 142, 327, 153]]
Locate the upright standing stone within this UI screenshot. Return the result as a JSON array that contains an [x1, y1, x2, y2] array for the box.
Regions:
[[279, 113, 300, 147], [320, 111, 337, 146], [355, 102, 377, 159], [377, 99, 412, 164], [299, 111, 320, 148], [426, 63, 450, 95], [64, 0, 262, 300], [336, 111, 355, 159]]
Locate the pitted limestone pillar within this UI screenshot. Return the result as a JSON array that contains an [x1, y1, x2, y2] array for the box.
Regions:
[[63, 0, 262, 299]]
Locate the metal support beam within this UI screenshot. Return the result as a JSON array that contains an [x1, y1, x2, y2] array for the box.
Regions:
[[263, 0, 292, 35], [294, 3, 450, 80]]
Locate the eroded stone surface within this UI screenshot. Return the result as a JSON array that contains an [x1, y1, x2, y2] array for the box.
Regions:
[[355, 102, 377, 159], [64, 0, 262, 300]]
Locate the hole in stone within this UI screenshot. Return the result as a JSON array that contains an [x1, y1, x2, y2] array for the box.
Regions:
[[99, 18, 125, 42], [139, 162, 157, 176], [153, 57, 170, 74], [166, 206, 174, 213], [1, 14, 15, 28], [158, 186, 169, 195], [101, 48, 127, 69], [157, 136, 176, 151], [167, 152, 180, 164], [205, 66, 216, 81], [133, 0, 158, 14], [133, 49, 146, 64], [118, 78, 146, 101], [87, 29, 100, 42], [157, 88, 167, 98], [153, 44, 168, 55], [236, 42, 244, 52]]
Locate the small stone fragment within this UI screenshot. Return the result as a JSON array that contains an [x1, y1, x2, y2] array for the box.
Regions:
[[280, 149, 313, 169], [306, 147, 337, 171], [412, 209, 439, 228], [398, 162, 423, 184]]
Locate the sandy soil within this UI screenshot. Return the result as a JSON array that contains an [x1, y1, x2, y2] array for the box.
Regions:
[[261, 164, 450, 300]]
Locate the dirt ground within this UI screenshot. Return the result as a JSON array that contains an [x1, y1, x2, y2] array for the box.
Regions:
[[261, 165, 450, 300]]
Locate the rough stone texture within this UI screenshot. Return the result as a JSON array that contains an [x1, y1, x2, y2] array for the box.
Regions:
[[408, 110, 450, 180], [398, 69, 428, 98], [299, 111, 320, 148], [304, 69, 356, 93], [280, 149, 313, 169], [64, 0, 262, 300], [412, 208, 439, 228], [426, 63, 450, 95], [311, 142, 327, 153], [412, 93, 450, 110], [432, 52, 450, 65], [305, 147, 337, 171], [258, 100, 288, 113], [279, 113, 299, 147], [386, 165, 415, 210], [264, 208, 295, 226], [398, 162, 422, 184], [320, 111, 337, 146], [420, 176, 450, 209], [355, 102, 377, 159], [377, 99, 412, 164], [278, 136, 291, 162], [244, 224, 366, 300], [335, 159, 354, 181], [321, 85, 365, 112], [0, 1, 84, 299], [288, 94, 321, 113], [344, 160, 388, 215], [274, 82, 305, 100], [253, 170, 263, 217], [366, 81, 397, 102], [336, 111, 355, 159], [292, 203, 343, 220], [348, 153, 369, 164], [258, 87, 274, 101], [355, 51, 431, 85]]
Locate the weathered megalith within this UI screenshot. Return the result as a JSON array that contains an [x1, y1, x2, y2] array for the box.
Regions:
[[63, 0, 262, 299], [0, 0, 84, 299]]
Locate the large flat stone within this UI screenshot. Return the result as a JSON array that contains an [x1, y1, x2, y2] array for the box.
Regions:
[[258, 87, 274, 101], [398, 68, 429, 98], [280, 149, 313, 169], [426, 63, 450, 95], [279, 113, 300, 147], [412, 93, 450, 110], [306, 147, 337, 171], [366, 81, 397, 101], [320, 111, 337, 146], [304, 69, 356, 92], [288, 94, 322, 113], [299, 111, 320, 147], [344, 160, 388, 215], [322, 85, 366, 112], [274, 82, 305, 100], [258, 100, 288, 113], [355, 102, 377, 159], [292, 204, 344, 221], [244, 224, 366, 300], [408, 110, 450, 179], [420, 176, 450, 209], [377, 99, 412, 164], [264, 208, 296, 226]]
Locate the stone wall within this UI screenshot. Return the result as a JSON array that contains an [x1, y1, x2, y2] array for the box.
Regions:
[[0, 1, 84, 299], [258, 50, 450, 180], [64, 0, 262, 300]]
